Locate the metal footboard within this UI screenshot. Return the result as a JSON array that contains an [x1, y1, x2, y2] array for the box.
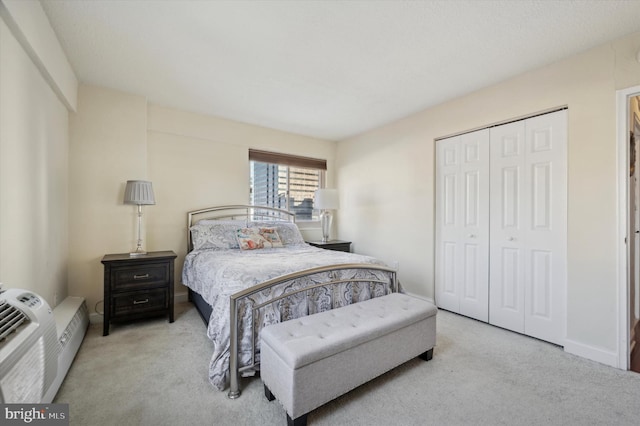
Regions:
[[227, 263, 398, 399]]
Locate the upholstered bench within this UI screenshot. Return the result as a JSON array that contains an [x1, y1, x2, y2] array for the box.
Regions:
[[260, 292, 437, 426]]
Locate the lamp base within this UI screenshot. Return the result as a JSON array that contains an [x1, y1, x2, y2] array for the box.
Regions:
[[320, 210, 333, 243], [129, 249, 147, 257]]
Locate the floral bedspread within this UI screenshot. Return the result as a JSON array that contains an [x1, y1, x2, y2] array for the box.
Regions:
[[181, 244, 394, 391]]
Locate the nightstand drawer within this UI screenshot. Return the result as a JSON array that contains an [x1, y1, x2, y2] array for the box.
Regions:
[[102, 250, 177, 335], [307, 240, 352, 252], [111, 263, 169, 291], [112, 288, 168, 316]]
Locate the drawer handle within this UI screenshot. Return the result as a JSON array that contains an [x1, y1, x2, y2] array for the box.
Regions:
[[133, 299, 149, 305], [133, 274, 150, 280]]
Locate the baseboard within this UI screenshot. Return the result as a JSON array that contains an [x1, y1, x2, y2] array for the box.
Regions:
[[563, 338, 620, 368], [89, 312, 103, 324], [175, 291, 189, 303]]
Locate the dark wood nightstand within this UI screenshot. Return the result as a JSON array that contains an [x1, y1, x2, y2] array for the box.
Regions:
[[307, 240, 352, 252], [101, 250, 177, 336]]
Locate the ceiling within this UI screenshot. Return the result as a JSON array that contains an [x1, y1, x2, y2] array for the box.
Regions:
[[41, 0, 640, 141]]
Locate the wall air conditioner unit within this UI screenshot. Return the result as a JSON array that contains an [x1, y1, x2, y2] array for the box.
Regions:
[[0, 288, 89, 403]]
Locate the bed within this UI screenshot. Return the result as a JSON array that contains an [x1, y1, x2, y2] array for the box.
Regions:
[[181, 205, 398, 398]]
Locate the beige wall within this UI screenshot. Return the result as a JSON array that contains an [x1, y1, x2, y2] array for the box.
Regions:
[[67, 90, 336, 316], [0, 0, 77, 111], [0, 18, 70, 305], [336, 31, 640, 364], [146, 104, 336, 288], [68, 85, 148, 311]]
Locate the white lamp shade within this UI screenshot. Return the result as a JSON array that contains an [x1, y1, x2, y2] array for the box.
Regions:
[[314, 188, 339, 210], [123, 180, 156, 205]]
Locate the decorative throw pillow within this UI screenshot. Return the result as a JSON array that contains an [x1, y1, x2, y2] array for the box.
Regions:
[[258, 227, 283, 246], [250, 221, 306, 245], [236, 227, 283, 250]]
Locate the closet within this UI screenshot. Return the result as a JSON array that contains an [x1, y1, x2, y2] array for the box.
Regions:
[[435, 110, 567, 346]]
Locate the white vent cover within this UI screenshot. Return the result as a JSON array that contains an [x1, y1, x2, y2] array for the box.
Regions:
[[59, 301, 88, 351], [0, 301, 28, 341], [0, 336, 45, 403], [0, 289, 59, 403]]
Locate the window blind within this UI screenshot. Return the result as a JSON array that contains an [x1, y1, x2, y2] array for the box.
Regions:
[[249, 149, 327, 170]]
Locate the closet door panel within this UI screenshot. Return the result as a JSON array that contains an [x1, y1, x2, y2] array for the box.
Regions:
[[530, 249, 552, 317], [490, 121, 527, 333], [435, 137, 462, 313], [435, 130, 489, 322], [459, 130, 490, 321], [523, 110, 567, 346]]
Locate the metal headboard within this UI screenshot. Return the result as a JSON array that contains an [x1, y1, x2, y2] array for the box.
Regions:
[[186, 205, 296, 252]]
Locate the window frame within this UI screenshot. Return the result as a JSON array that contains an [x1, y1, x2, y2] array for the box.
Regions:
[[249, 149, 327, 222]]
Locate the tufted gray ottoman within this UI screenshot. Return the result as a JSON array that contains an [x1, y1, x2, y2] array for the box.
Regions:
[[260, 293, 437, 426]]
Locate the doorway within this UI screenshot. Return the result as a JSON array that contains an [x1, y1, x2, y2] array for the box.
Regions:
[[618, 87, 640, 372], [630, 95, 640, 373]]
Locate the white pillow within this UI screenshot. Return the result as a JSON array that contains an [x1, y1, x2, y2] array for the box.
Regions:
[[190, 220, 247, 250]]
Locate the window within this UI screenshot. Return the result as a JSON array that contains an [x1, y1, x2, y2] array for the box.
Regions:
[[249, 149, 326, 221]]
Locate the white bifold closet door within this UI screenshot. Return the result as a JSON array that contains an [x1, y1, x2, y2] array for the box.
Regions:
[[435, 110, 567, 346], [435, 129, 490, 322], [489, 110, 567, 346]]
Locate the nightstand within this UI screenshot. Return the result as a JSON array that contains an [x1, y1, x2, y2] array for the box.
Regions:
[[307, 240, 352, 252], [101, 250, 177, 336]]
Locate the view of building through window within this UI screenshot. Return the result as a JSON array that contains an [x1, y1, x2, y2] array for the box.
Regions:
[[250, 161, 322, 220]]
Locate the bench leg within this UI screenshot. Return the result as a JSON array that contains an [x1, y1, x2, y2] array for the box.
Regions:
[[264, 384, 275, 401], [266, 385, 307, 425], [287, 413, 307, 426], [419, 348, 434, 361]]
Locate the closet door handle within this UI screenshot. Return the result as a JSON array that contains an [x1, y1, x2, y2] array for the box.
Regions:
[[468, 234, 477, 238], [508, 237, 517, 242]]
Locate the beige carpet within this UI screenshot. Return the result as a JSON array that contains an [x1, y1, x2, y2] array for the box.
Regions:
[[55, 302, 640, 426]]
